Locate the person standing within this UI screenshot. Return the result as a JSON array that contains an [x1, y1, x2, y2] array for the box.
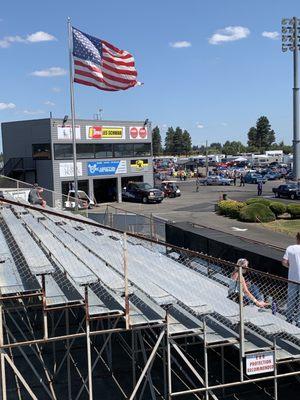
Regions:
[[196, 176, 201, 192], [239, 174, 245, 187], [282, 233, 300, 327], [233, 172, 237, 186], [257, 181, 263, 196]]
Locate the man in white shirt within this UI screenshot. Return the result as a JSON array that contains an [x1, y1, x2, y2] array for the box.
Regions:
[[282, 233, 300, 327]]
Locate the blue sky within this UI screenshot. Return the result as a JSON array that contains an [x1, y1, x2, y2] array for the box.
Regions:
[[0, 0, 299, 151]]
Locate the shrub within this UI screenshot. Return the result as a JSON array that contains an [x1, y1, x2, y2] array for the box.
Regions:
[[239, 203, 276, 223], [218, 200, 246, 219], [245, 198, 272, 207], [287, 204, 300, 219], [269, 202, 287, 217]]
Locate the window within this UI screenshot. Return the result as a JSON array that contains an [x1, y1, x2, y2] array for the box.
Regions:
[[95, 144, 113, 158], [54, 144, 73, 159], [32, 143, 51, 160], [134, 143, 152, 157], [76, 144, 95, 159], [113, 144, 134, 158]]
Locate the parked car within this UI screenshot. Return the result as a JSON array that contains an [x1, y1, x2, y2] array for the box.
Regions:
[[201, 176, 233, 186], [64, 190, 95, 210], [122, 182, 164, 204], [264, 172, 281, 181], [272, 184, 300, 200], [159, 181, 181, 198], [244, 172, 267, 184]]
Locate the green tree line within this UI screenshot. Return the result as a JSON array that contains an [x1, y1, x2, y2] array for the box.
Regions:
[[152, 116, 292, 156]]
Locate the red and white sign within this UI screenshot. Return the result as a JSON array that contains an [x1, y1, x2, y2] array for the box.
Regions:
[[129, 126, 148, 140], [246, 352, 274, 376]]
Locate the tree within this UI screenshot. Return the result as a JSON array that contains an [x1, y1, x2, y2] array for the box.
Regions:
[[210, 142, 222, 152], [247, 116, 276, 152], [164, 127, 175, 155], [223, 141, 245, 155], [152, 126, 162, 156], [182, 130, 192, 155], [173, 127, 184, 155]]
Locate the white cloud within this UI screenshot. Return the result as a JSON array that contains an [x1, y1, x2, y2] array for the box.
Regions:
[[209, 26, 250, 45], [170, 41, 191, 48], [0, 36, 25, 48], [196, 123, 204, 129], [262, 31, 279, 40], [221, 122, 228, 127], [23, 109, 45, 115], [26, 31, 56, 43], [44, 101, 55, 106], [0, 102, 16, 110], [0, 31, 56, 48], [52, 87, 61, 92], [31, 67, 67, 77]]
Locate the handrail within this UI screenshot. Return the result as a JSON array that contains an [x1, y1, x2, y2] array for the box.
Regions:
[[1, 196, 296, 286]]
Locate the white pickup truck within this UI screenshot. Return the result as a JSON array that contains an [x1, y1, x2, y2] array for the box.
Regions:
[[64, 190, 95, 210]]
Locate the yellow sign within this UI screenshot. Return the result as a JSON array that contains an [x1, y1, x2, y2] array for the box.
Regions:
[[130, 159, 149, 170], [86, 126, 125, 139]]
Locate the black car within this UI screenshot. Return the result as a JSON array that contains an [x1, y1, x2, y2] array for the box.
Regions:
[[122, 182, 164, 203], [272, 184, 300, 200]]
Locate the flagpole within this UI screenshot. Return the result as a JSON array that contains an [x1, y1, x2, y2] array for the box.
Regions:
[[67, 17, 78, 211]]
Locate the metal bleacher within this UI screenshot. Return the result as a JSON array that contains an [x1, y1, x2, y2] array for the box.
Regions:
[[1, 201, 300, 362]]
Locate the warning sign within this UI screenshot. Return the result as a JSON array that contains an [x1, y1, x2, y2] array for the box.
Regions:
[[246, 351, 274, 376]]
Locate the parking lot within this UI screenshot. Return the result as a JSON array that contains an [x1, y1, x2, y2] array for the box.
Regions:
[[91, 178, 299, 248]]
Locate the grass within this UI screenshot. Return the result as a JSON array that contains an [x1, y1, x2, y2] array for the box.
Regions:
[[264, 219, 300, 237]]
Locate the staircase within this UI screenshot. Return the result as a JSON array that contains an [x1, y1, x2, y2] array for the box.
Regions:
[[0, 157, 36, 182]]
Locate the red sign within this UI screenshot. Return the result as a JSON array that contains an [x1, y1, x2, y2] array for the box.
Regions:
[[88, 126, 102, 139], [129, 126, 148, 140], [130, 127, 138, 139], [139, 127, 147, 138]]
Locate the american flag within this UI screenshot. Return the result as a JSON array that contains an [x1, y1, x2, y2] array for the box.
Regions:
[[72, 27, 140, 92]]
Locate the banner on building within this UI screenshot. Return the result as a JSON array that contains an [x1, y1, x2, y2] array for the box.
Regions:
[[130, 159, 149, 172], [246, 351, 274, 376], [129, 126, 148, 140], [86, 126, 125, 140], [59, 162, 83, 178], [87, 160, 127, 176], [57, 125, 81, 140]]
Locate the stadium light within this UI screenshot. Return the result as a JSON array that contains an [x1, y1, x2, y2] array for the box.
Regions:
[[282, 17, 300, 180]]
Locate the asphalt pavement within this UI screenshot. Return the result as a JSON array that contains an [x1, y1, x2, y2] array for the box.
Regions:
[[91, 179, 299, 250]]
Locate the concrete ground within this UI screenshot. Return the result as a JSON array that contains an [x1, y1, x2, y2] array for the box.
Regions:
[[90, 179, 300, 250]]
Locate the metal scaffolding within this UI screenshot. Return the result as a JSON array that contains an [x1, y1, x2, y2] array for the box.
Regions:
[[0, 196, 299, 399]]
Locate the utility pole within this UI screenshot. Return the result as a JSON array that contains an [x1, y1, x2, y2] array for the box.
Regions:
[[282, 17, 300, 180], [205, 140, 209, 177]]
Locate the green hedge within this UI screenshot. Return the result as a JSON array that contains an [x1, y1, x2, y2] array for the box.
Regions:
[[218, 200, 246, 218], [245, 198, 272, 206], [269, 202, 287, 217], [287, 204, 300, 219], [239, 203, 276, 223]]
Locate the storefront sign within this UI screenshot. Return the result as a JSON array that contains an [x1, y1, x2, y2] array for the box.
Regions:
[[129, 126, 148, 140], [130, 159, 149, 172], [246, 352, 274, 376], [87, 160, 127, 176], [86, 126, 125, 140], [57, 125, 81, 140], [59, 162, 83, 178]]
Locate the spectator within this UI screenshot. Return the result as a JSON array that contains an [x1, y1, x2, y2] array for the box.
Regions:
[[239, 174, 245, 187], [233, 173, 237, 186], [282, 233, 300, 327], [228, 258, 267, 307], [28, 184, 46, 208], [257, 181, 263, 196], [196, 176, 201, 192]]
